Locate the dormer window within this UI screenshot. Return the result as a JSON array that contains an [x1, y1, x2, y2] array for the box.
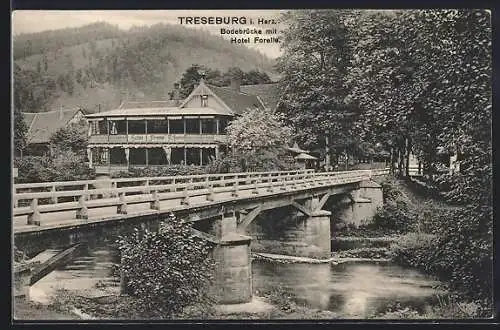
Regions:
[[201, 95, 208, 107]]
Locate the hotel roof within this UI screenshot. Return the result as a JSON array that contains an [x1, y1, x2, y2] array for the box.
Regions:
[[86, 106, 233, 118]]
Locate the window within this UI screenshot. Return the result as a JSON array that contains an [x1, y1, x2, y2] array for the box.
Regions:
[[90, 121, 100, 135], [100, 148, 109, 164], [169, 119, 184, 134], [148, 120, 168, 134], [201, 95, 208, 107], [128, 120, 146, 134], [201, 118, 216, 134], [202, 148, 216, 165], [108, 120, 126, 135], [109, 148, 126, 164], [219, 118, 229, 134], [171, 148, 184, 164], [186, 148, 201, 165], [129, 148, 147, 165], [185, 118, 201, 134], [97, 120, 107, 135], [148, 148, 168, 165]]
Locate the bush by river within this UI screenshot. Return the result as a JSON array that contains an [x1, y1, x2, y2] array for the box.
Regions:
[[342, 177, 493, 318]]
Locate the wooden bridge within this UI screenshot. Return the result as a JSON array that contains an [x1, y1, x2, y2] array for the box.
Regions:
[[13, 168, 390, 304], [13, 168, 389, 236]]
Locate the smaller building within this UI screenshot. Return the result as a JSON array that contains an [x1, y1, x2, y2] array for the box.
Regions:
[[21, 107, 87, 156], [286, 142, 317, 169]]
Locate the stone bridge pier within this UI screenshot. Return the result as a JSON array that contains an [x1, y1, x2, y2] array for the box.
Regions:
[[209, 214, 253, 304], [336, 180, 384, 228]]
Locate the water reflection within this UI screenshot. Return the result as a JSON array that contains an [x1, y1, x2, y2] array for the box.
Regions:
[[252, 260, 443, 318]]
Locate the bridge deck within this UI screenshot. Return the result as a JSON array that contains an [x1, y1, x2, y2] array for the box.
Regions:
[[13, 169, 389, 235]]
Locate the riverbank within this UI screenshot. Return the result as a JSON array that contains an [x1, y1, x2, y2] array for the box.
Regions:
[[14, 287, 339, 320], [334, 177, 489, 319]]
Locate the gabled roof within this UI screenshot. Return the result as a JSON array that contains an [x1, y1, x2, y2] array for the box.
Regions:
[[22, 108, 84, 144], [120, 100, 180, 109], [207, 85, 265, 115], [240, 83, 280, 110], [287, 142, 308, 154]]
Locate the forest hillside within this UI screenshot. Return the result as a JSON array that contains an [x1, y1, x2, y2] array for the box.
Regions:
[[13, 22, 276, 113]]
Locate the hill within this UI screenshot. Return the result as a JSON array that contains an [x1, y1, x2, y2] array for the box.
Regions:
[[13, 22, 277, 113]]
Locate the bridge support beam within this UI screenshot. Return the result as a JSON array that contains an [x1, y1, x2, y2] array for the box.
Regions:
[[211, 215, 253, 304]]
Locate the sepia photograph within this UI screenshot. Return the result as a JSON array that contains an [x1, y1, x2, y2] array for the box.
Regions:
[[11, 9, 493, 321]]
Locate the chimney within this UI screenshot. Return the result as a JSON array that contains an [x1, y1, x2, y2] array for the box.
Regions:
[[172, 83, 181, 106]]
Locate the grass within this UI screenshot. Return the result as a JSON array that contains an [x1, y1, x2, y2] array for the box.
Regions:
[[373, 294, 487, 319], [13, 298, 80, 320]]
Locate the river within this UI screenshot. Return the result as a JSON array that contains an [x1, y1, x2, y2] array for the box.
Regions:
[[28, 244, 444, 319]]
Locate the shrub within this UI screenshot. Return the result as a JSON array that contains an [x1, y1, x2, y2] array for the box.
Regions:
[[14, 153, 95, 183], [367, 179, 418, 233], [388, 232, 438, 274], [206, 148, 299, 174], [110, 165, 206, 178], [117, 213, 215, 318], [14, 156, 54, 183], [370, 201, 417, 233]]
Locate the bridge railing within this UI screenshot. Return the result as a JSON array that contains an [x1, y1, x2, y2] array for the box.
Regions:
[[13, 168, 390, 226]]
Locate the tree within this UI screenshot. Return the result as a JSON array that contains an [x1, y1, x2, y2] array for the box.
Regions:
[[243, 69, 272, 85], [49, 120, 88, 157], [277, 10, 362, 163], [13, 109, 27, 157], [43, 54, 48, 71], [346, 9, 492, 307], [220, 107, 296, 172], [118, 214, 215, 318], [75, 68, 83, 84], [346, 11, 422, 176], [177, 64, 220, 98]]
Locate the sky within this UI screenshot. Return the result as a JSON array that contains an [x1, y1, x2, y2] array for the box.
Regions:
[[12, 10, 287, 59]]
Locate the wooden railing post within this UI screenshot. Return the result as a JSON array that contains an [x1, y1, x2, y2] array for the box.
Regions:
[[150, 190, 160, 211], [207, 184, 215, 201], [181, 185, 190, 205], [231, 179, 239, 197], [117, 192, 128, 214], [76, 194, 89, 220], [280, 176, 287, 191], [266, 176, 274, 192], [27, 198, 41, 226], [51, 185, 58, 204], [112, 182, 118, 197], [252, 179, 259, 194], [145, 179, 150, 194]]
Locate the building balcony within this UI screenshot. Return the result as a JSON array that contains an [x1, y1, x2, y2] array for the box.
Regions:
[[89, 134, 229, 145]]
